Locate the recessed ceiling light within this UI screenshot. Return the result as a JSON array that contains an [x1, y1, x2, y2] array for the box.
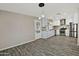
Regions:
[[41, 14, 45, 17], [38, 17, 41, 19]]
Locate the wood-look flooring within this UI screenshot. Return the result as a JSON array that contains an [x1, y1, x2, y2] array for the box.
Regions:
[[0, 36, 79, 56]]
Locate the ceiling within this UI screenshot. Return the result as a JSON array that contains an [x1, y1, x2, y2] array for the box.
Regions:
[[0, 3, 79, 18]]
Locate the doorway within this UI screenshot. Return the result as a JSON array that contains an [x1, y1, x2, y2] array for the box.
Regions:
[[34, 20, 41, 39]]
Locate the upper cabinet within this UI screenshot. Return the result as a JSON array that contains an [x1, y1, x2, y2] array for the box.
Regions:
[[60, 19, 66, 25]]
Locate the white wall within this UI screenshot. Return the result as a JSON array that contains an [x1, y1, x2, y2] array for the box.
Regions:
[[0, 10, 36, 50], [78, 23, 79, 45]]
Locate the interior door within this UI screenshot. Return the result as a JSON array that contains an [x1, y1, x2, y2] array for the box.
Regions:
[[34, 20, 41, 39]]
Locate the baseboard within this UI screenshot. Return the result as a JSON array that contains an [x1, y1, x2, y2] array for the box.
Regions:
[[0, 39, 37, 51]]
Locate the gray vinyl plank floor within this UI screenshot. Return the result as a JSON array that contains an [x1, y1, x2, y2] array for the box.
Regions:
[[0, 36, 79, 56]]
